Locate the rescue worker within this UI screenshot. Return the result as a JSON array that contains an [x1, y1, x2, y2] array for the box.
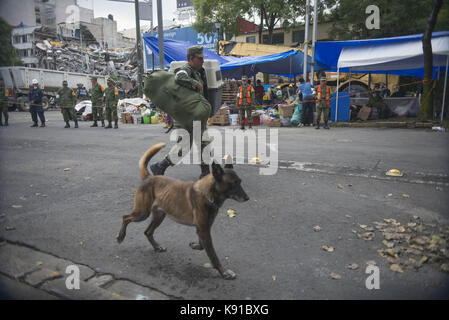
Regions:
[[56, 80, 78, 128], [149, 45, 211, 179], [103, 78, 119, 129], [297, 77, 314, 126], [126, 79, 138, 98], [315, 77, 331, 129], [116, 81, 125, 100], [0, 79, 9, 126], [368, 84, 390, 119], [28, 79, 46, 127], [90, 76, 105, 127], [236, 75, 255, 130], [76, 83, 89, 103]]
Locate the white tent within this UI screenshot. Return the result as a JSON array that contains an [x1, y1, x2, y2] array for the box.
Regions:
[[334, 33, 449, 121]]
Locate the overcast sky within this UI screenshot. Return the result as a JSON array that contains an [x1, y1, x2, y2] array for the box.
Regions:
[[76, 0, 178, 31]]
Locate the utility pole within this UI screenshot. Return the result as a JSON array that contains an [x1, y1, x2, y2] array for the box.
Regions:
[[310, 0, 318, 86], [303, 0, 310, 81], [134, 0, 144, 96], [157, 0, 164, 69]]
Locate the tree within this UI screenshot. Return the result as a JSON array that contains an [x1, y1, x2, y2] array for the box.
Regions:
[[0, 18, 22, 66], [327, 0, 449, 40], [192, 0, 308, 44], [420, 0, 443, 120]]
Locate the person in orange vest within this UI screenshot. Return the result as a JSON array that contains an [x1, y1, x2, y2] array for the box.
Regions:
[[236, 75, 255, 130], [315, 77, 331, 129]]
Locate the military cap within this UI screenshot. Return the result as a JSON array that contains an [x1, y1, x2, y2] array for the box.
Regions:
[[63, 80, 68, 84], [187, 45, 207, 58], [242, 75, 248, 81]]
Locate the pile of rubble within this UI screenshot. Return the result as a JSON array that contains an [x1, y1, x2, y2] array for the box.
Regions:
[[34, 38, 137, 79]]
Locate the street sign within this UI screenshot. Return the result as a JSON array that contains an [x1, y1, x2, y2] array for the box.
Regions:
[[139, 2, 153, 21]]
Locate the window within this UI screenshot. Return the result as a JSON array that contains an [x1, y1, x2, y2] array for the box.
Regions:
[[262, 33, 284, 45], [292, 30, 304, 44], [246, 36, 256, 43]]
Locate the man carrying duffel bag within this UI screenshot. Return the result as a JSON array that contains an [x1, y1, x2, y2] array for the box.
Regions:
[[146, 46, 212, 179]]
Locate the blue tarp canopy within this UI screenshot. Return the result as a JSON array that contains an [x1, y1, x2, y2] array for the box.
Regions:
[[316, 31, 449, 77], [220, 49, 329, 79], [142, 35, 329, 79]]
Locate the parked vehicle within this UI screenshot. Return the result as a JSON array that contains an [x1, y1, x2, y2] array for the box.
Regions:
[[0, 66, 107, 111]]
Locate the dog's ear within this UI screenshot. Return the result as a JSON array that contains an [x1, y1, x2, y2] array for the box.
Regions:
[[211, 162, 224, 181]]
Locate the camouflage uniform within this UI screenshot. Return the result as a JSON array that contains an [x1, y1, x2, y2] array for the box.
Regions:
[[236, 76, 255, 129], [315, 79, 331, 129], [57, 82, 78, 128], [103, 79, 119, 129], [90, 77, 104, 126], [368, 88, 389, 119], [150, 45, 212, 178], [0, 82, 9, 126]]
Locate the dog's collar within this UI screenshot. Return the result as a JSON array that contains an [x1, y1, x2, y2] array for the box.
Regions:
[[197, 189, 219, 209]]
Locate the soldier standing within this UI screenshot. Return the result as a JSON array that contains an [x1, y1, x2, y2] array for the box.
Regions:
[[149, 45, 211, 179], [57, 80, 78, 128], [0, 79, 9, 126], [236, 75, 255, 130], [315, 77, 331, 129], [103, 78, 119, 129], [90, 77, 105, 127]]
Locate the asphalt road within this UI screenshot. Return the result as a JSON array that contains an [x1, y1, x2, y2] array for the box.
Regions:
[[1, 111, 449, 299]]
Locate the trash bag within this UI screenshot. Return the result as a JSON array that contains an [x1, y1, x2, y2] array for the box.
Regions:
[[144, 70, 211, 132], [291, 103, 303, 126]]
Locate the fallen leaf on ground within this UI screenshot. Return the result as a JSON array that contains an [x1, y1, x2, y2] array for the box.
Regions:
[[330, 273, 341, 279], [407, 222, 417, 228], [383, 240, 395, 248], [345, 215, 352, 218], [203, 263, 212, 268], [366, 260, 377, 266], [227, 209, 236, 218], [313, 226, 322, 232], [272, 275, 276, 281], [390, 264, 403, 273], [11, 205, 22, 209], [441, 264, 449, 273], [337, 184, 343, 189], [321, 245, 335, 252], [19, 196, 27, 201], [347, 263, 359, 270], [358, 232, 375, 241], [63, 168, 71, 171], [5, 226, 16, 231], [402, 194, 410, 198], [36, 261, 43, 267], [386, 193, 393, 198]]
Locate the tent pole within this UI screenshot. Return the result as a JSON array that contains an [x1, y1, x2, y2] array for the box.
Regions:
[[303, 0, 310, 81], [336, 67, 340, 122], [348, 69, 351, 95], [310, 0, 318, 87], [441, 55, 448, 122]]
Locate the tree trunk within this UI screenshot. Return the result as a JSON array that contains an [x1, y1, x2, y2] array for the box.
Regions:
[[258, 5, 264, 44], [420, 0, 443, 119]]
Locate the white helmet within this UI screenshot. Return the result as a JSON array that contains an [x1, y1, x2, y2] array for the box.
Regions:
[[32, 79, 39, 84]]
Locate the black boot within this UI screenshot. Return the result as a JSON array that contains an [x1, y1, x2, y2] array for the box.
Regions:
[[4, 120, 7, 126], [74, 121, 79, 128], [315, 122, 320, 129], [249, 125, 253, 129], [101, 120, 105, 127], [40, 123, 45, 127], [90, 121, 98, 127], [199, 164, 210, 179], [150, 157, 172, 176], [240, 126, 245, 130], [105, 122, 112, 129], [324, 122, 329, 129], [31, 122, 38, 127], [64, 122, 70, 128], [0, 121, 3, 126], [114, 121, 118, 129]]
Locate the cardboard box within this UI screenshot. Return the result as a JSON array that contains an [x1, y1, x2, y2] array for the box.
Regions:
[[268, 118, 281, 127], [357, 106, 371, 121], [278, 104, 295, 117], [215, 107, 229, 116]]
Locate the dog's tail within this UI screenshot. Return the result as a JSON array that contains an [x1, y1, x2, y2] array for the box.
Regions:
[[139, 143, 166, 180]]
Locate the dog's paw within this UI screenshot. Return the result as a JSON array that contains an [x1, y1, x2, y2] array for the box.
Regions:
[[116, 236, 124, 244], [154, 246, 167, 252], [189, 242, 204, 250], [222, 269, 237, 280]]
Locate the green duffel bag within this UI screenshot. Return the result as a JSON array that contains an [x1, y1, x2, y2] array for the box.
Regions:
[[144, 70, 211, 132], [291, 103, 303, 126]]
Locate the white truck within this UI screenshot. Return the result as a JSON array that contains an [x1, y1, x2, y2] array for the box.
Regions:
[[0, 66, 107, 111]]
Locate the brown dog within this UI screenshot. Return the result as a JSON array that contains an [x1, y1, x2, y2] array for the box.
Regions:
[[117, 143, 249, 279]]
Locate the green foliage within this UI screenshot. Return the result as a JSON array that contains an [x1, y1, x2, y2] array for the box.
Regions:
[[327, 0, 449, 40], [0, 18, 22, 66]]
